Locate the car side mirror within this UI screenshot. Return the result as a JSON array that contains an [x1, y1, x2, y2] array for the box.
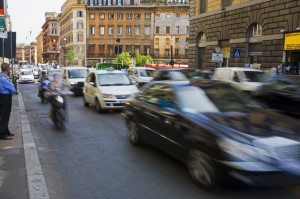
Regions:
[[233, 76, 240, 82]]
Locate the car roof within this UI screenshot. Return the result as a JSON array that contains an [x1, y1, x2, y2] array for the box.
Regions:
[[215, 67, 263, 72], [61, 67, 87, 70], [145, 79, 230, 88], [129, 67, 155, 70], [94, 70, 126, 74], [155, 68, 195, 72]]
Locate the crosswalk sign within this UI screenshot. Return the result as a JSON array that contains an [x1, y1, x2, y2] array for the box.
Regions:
[[233, 48, 240, 58]]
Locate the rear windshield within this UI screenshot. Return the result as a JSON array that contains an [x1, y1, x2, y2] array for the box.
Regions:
[[243, 71, 264, 82], [68, 69, 88, 79]]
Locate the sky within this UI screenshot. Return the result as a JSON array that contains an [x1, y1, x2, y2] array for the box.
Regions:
[[8, 0, 65, 44]]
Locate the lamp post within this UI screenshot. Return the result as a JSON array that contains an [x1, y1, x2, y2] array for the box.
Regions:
[[170, 36, 174, 67], [63, 37, 66, 66]]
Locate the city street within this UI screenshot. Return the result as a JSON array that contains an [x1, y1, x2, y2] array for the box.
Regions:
[[19, 82, 300, 199]]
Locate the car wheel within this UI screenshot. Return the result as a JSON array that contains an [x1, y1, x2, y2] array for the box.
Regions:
[[95, 98, 104, 113], [187, 149, 218, 189], [127, 121, 141, 146], [83, 95, 89, 107]]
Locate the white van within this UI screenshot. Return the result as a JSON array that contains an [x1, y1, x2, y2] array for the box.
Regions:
[[214, 67, 264, 93], [61, 67, 89, 95], [128, 67, 155, 87]]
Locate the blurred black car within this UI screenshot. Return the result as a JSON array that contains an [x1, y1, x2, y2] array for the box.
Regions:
[[151, 68, 210, 81], [253, 75, 300, 118], [123, 80, 300, 189]]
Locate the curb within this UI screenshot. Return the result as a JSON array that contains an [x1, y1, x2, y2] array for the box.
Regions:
[[18, 91, 50, 199]]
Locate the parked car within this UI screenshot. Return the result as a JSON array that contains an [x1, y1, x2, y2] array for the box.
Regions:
[[214, 67, 264, 93], [61, 67, 89, 95], [128, 67, 155, 88], [32, 68, 40, 79], [253, 75, 300, 118], [123, 80, 300, 189], [19, 69, 35, 83], [151, 68, 204, 81], [83, 68, 139, 112]]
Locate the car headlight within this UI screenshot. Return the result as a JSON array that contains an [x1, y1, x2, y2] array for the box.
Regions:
[[70, 82, 77, 85], [56, 96, 64, 103], [102, 94, 116, 99], [218, 138, 270, 162]]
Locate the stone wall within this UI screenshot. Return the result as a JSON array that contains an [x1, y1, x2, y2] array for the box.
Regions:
[[189, 0, 300, 70]]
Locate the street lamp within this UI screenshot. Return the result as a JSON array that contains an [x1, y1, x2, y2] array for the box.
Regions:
[[63, 37, 66, 66], [170, 36, 174, 67]]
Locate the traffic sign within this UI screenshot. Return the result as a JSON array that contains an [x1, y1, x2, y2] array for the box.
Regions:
[[233, 48, 241, 58], [212, 53, 223, 63]]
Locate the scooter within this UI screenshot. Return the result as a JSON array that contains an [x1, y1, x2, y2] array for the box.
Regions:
[[39, 80, 51, 103], [47, 88, 67, 129]]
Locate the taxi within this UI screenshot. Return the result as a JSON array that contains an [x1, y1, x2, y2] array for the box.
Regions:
[[83, 68, 139, 112]]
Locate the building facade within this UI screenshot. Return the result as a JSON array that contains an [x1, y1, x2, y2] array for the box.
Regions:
[[86, 0, 190, 66], [36, 32, 44, 64], [58, 0, 86, 66], [41, 12, 60, 65], [16, 44, 31, 62], [189, 0, 300, 74]]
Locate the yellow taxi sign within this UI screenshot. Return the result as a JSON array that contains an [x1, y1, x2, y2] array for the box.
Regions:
[[284, 32, 300, 51]]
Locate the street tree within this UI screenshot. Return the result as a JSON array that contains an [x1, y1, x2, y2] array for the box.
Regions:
[[65, 49, 75, 66], [113, 52, 131, 68], [135, 53, 153, 66]]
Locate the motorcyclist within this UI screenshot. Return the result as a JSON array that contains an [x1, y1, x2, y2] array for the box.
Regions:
[[37, 71, 49, 100]]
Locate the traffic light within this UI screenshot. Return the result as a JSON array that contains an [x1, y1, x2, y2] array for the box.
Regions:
[[0, 0, 6, 16]]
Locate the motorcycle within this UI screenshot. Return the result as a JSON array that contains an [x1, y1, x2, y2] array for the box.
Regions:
[[38, 80, 51, 103], [47, 88, 67, 128]]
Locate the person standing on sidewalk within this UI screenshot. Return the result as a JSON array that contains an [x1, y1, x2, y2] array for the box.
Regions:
[[0, 63, 16, 140]]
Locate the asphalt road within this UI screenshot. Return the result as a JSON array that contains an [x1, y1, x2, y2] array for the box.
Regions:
[[19, 83, 300, 199]]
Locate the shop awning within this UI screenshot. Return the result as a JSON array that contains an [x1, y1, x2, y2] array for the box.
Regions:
[[0, 17, 7, 32]]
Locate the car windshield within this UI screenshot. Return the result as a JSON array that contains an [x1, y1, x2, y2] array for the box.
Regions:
[[181, 70, 204, 80], [243, 71, 264, 82], [21, 71, 32, 75], [48, 70, 60, 76], [139, 69, 154, 77], [41, 65, 49, 70], [98, 73, 131, 86], [176, 85, 262, 113], [169, 71, 188, 80], [68, 69, 88, 79]]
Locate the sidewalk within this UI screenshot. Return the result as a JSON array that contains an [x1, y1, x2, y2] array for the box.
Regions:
[[0, 92, 49, 199], [0, 94, 28, 199]]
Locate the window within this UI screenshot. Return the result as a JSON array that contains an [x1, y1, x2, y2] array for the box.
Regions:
[[135, 14, 140, 19], [100, 14, 105, 19], [108, 14, 114, 19], [117, 0, 122, 5], [108, 0, 112, 5], [77, 22, 83, 30], [100, 26, 105, 35], [126, 25, 132, 35], [156, 14, 160, 18], [135, 26, 140, 35], [175, 49, 179, 56], [199, 0, 207, 14], [135, 46, 140, 55], [155, 38, 159, 45], [175, 38, 179, 44], [176, 26, 180, 34], [222, 0, 232, 7], [186, 26, 189, 34], [99, 44, 105, 53], [166, 14, 171, 19], [166, 26, 170, 34], [154, 49, 159, 56], [127, 13, 132, 19], [145, 26, 150, 36], [165, 49, 170, 57], [77, 11, 83, 17], [98, 0, 103, 5], [166, 38, 170, 45], [77, 33, 83, 42], [90, 25, 95, 35], [90, 13, 95, 19], [144, 46, 150, 55], [185, 49, 188, 56], [145, 13, 151, 19], [109, 26, 114, 35], [117, 13, 123, 19], [176, 14, 180, 18], [156, 26, 159, 34], [118, 26, 123, 35]]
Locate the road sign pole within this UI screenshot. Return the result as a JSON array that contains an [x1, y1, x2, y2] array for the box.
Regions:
[[235, 58, 237, 67]]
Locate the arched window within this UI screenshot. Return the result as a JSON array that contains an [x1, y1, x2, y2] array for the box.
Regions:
[[247, 23, 263, 68]]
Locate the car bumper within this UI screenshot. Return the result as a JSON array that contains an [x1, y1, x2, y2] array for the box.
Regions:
[[219, 161, 300, 186], [19, 79, 35, 83], [69, 86, 83, 95], [101, 99, 130, 109]]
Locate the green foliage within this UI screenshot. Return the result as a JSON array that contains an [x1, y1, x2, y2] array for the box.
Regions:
[[135, 54, 153, 66], [65, 49, 75, 66], [113, 52, 131, 68]]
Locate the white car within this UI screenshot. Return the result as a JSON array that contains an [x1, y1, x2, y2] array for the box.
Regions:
[[19, 69, 35, 83], [128, 67, 155, 88], [83, 69, 139, 112]]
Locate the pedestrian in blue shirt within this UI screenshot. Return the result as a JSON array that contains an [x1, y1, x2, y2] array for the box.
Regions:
[[0, 63, 16, 140]]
